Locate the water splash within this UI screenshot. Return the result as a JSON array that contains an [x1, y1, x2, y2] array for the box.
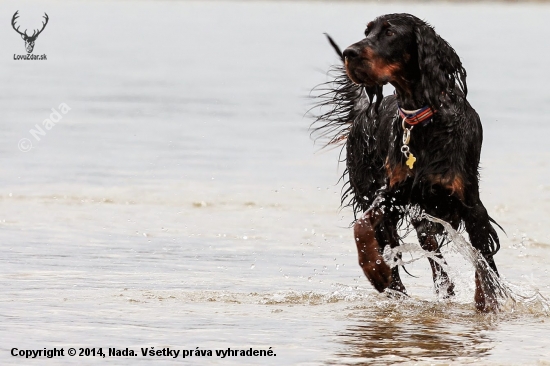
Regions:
[[383, 214, 549, 314]]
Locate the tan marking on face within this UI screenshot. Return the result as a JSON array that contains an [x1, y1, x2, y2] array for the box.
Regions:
[[363, 48, 401, 81], [344, 57, 362, 84]]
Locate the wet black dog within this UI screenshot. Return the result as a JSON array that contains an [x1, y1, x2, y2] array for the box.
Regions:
[[312, 13, 502, 311]]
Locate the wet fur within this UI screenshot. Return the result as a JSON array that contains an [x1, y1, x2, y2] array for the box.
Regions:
[[312, 14, 502, 311]]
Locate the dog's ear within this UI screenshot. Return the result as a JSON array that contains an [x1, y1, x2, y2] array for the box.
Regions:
[[414, 21, 467, 108]]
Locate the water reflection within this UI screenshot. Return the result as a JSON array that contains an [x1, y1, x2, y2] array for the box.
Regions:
[[329, 302, 497, 364]]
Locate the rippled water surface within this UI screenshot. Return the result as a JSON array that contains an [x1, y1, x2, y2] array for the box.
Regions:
[[1, 1, 550, 364]]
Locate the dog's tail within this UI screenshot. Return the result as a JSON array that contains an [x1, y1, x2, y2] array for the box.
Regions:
[[324, 33, 344, 61]]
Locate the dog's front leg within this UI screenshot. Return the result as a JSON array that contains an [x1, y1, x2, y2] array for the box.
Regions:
[[354, 208, 406, 295], [414, 220, 455, 298]]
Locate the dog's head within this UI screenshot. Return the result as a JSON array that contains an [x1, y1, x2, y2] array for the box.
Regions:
[[343, 13, 467, 108]]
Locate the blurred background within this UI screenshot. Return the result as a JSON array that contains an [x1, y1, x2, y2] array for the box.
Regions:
[[1, 1, 549, 365]]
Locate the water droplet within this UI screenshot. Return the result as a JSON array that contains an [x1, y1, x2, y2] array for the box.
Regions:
[[250, 264, 255, 269], [376, 260, 381, 264]]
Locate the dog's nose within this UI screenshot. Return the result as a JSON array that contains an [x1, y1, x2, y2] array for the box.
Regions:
[[343, 47, 360, 61]]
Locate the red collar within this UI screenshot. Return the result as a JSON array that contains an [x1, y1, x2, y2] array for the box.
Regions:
[[397, 105, 435, 126]]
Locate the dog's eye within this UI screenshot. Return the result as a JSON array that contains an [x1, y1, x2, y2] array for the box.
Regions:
[[386, 30, 394, 36], [364, 29, 370, 37]]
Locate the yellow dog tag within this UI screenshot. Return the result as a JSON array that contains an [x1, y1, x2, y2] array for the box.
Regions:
[[406, 153, 416, 169]]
